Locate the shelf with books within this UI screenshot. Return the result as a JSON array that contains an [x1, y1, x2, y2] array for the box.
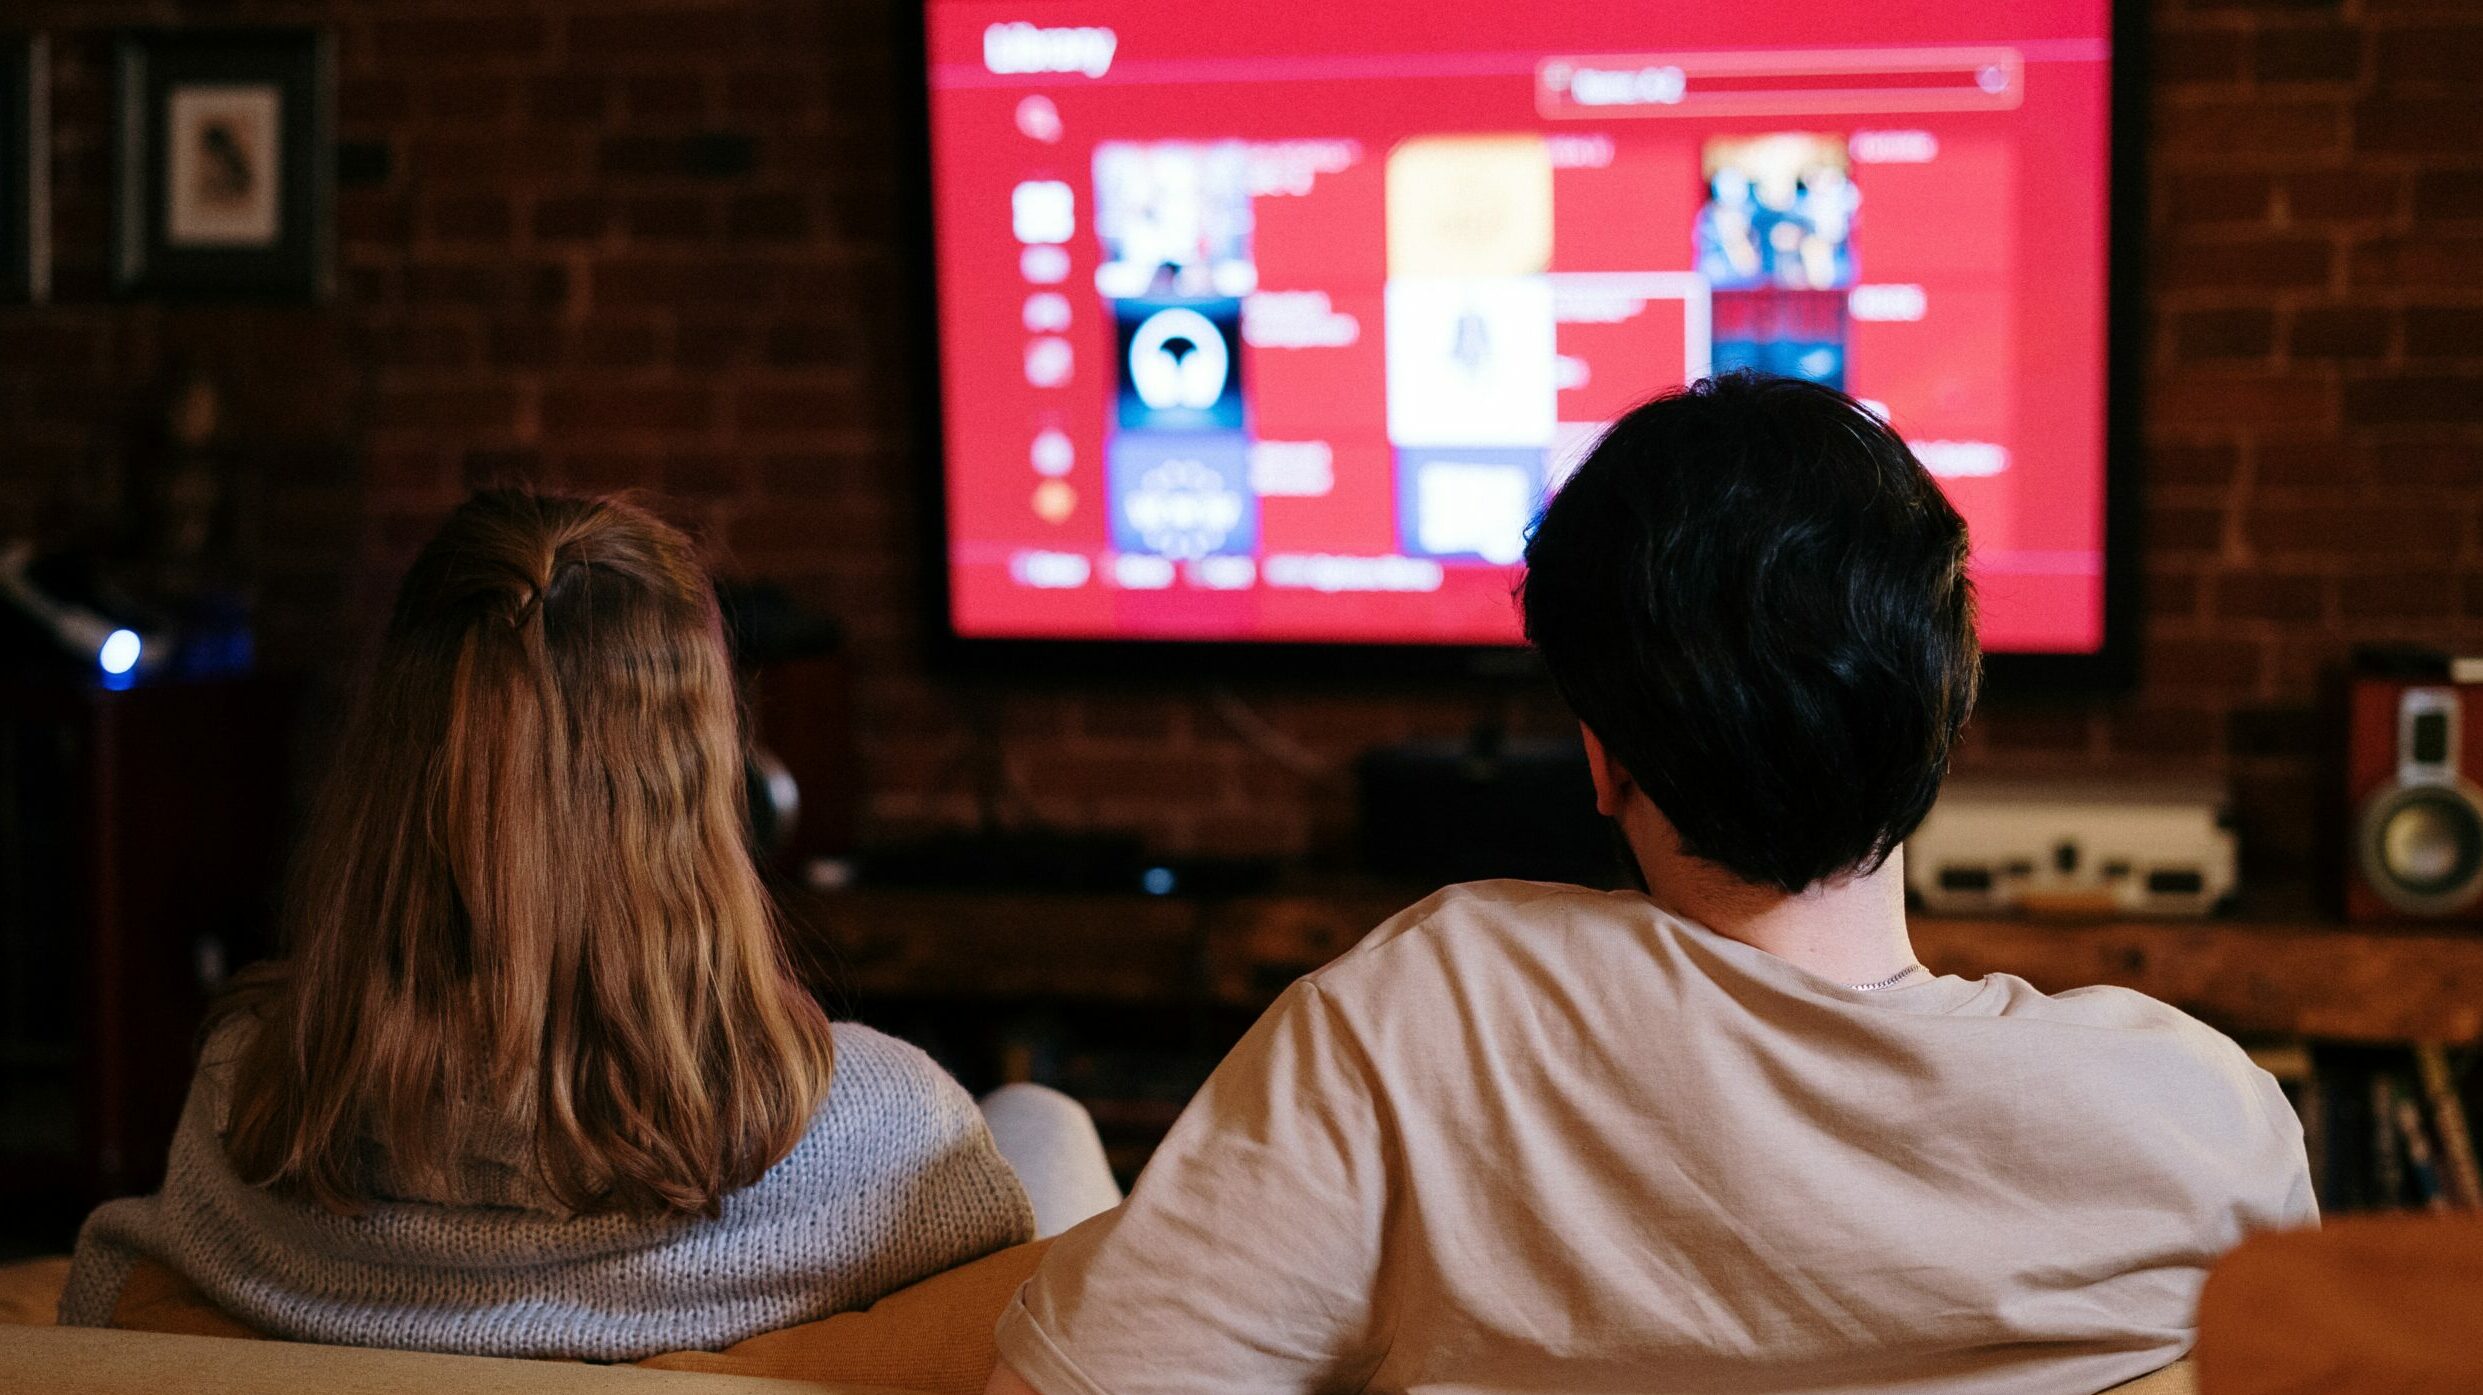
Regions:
[[785, 885, 2483, 1045], [781, 884, 2483, 1190]]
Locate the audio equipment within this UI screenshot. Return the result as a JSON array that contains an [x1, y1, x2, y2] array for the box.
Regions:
[[719, 585, 855, 876], [1906, 779, 2238, 917], [2346, 652, 2483, 923]]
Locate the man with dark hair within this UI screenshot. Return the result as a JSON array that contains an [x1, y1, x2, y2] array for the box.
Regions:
[[989, 374, 2313, 1395]]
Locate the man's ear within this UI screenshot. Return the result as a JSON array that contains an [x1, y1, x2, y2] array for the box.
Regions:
[[1579, 721, 1630, 819]]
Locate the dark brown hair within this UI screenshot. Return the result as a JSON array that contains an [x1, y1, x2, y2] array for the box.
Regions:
[[1522, 373, 1981, 892]]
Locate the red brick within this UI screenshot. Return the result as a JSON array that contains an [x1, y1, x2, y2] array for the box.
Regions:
[[2374, 24, 2483, 85], [485, 322, 560, 367], [2153, 237, 2335, 292], [525, 74, 612, 124], [2289, 307, 2393, 359], [677, 319, 761, 368], [532, 195, 611, 241], [2148, 440, 2244, 486], [460, 448, 546, 490], [427, 195, 512, 242], [660, 452, 756, 501], [373, 385, 522, 435], [2141, 635, 2265, 694], [2172, 308, 2277, 360], [2228, 705, 2326, 761], [2247, 502, 2462, 555], [2413, 171, 2483, 220], [726, 70, 826, 122], [575, 318, 667, 367], [2149, 571, 2206, 622], [728, 192, 810, 241], [2216, 573, 2329, 622], [0, 317, 103, 371], [406, 261, 568, 309], [1978, 708, 2098, 755], [2110, 706, 2222, 759], [2150, 505, 2230, 553], [2156, 98, 2345, 155], [597, 135, 684, 178], [422, 75, 515, 122], [2402, 306, 2483, 358], [567, 12, 750, 57], [370, 320, 480, 369], [2340, 573, 2461, 619], [593, 259, 782, 306], [2284, 170, 2403, 223], [338, 193, 412, 243], [544, 449, 671, 495], [738, 383, 870, 432], [2254, 24, 2365, 82], [2342, 374, 2483, 425], [340, 77, 413, 126], [375, 16, 549, 64], [407, 134, 581, 182], [622, 195, 715, 241], [2152, 24, 2250, 85], [764, 320, 859, 367], [2355, 97, 2483, 155], [2163, 170, 2277, 227], [2151, 373, 2339, 428], [2255, 437, 2360, 486], [2372, 439, 2483, 489], [623, 73, 712, 120], [2350, 235, 2483, 289], [542, 385, 719, 435]]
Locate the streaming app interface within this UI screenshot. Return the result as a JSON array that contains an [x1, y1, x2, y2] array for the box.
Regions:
[[929, 1, 2113, 651]]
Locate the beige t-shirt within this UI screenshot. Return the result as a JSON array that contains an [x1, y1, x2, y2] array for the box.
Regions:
[[997, 880, 2316, 1395]]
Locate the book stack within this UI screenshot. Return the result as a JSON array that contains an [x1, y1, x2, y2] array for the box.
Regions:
[[2258, 1042, 2483, 1213]]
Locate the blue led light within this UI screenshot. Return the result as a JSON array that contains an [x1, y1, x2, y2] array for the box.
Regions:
[[1141, 866, 1176, 896], [98, 629, 142, 676]]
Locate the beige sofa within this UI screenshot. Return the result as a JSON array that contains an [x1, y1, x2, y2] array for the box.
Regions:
[[3, 1324, 913, 1395], [0, 1251, 2199, 1395]]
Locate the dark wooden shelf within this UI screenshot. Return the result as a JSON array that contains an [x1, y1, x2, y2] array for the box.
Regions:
[[781, 886, 2483, 1046]]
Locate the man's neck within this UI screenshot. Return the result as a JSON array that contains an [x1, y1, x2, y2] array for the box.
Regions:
[[1620, 806, 1917, 986]]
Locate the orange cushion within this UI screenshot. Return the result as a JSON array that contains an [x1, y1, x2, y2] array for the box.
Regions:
[[641, 1240, 1048, 1395], [2196, 1215, 2483, 1394], [19, 1243, 1045, 1395], [0, 1258, 71, 1327]]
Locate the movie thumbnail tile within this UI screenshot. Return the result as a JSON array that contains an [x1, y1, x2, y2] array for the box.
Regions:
[[1384, 276, 1557, 449], [1113, 297, 1248, 435], [1094, 140, 1255, 302], [1108, 431, 1258, 562], [1395, 446, 1544, 566], [1386, 134, 1553, 279], [1696, 132, 1858, 292]]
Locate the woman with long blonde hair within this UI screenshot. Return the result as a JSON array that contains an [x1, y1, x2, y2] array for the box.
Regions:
[[59, 489, 1115, 1358]]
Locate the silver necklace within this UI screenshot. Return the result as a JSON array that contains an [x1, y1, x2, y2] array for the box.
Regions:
[[1845, 964, 1924, 992]]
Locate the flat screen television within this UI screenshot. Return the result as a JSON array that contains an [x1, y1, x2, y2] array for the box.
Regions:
[[910, 0, 2139, 683]]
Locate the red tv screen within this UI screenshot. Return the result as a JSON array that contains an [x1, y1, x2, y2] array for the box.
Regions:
[[924, 0, 2116, 654]]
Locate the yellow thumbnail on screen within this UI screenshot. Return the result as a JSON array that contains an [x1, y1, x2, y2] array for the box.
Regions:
[[1386, 134, 1553, 279]]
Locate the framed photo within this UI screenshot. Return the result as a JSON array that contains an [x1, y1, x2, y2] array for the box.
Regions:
[[1, 35, 45, 304], [114, 28, 331, 300]]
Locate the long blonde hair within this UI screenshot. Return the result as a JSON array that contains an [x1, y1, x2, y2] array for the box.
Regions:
[[219, 489, 835, 1218]]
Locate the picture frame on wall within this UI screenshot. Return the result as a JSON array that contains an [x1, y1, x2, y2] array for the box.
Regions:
[[1, 34, 46, 304], [114, 28, 332, 300]]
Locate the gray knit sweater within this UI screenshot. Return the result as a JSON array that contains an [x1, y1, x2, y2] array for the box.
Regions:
[[57, 1020, 1035, 1360]]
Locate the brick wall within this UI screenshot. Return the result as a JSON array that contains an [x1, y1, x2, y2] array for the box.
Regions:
[[3, 0, 2479, 878]]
